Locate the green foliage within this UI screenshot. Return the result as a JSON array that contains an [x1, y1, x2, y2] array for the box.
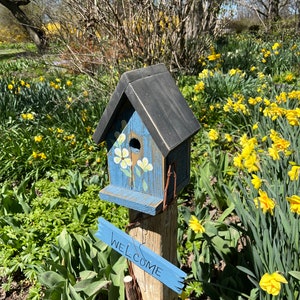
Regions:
[[0, 73, 107, 182], [0, 60, 127, 298], [177, 34, 300, 299], [40, 229, 127, 299], [0, 175, 127, 283], [2, 33, 300, 299]]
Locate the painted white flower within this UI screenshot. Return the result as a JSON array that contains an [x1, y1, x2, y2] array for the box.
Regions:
[[114, 132, 126, 145], [137, 157, 153, 172], [114, 148, 132, 169]]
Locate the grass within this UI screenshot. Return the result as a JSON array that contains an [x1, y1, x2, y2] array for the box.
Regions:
[[0, 48, 28, 59]]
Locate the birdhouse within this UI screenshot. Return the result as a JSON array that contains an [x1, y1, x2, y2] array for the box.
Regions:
[[93, 64, 200, 215]]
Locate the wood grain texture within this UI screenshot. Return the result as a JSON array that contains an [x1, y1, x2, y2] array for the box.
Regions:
[[99, 186, 163, 215], [128, 203, 181, 300]]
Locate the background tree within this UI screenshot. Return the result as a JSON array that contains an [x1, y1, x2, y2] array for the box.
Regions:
[[44, 0, 226, 74], [233, 0, 296, 30], [0, 0, 47, 50]]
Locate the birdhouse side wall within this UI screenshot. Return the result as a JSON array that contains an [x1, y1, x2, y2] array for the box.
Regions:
[[165, 140, 191, 201]]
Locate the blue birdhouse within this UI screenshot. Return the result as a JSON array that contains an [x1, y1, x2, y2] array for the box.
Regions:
[[93, 64, 200, 215]]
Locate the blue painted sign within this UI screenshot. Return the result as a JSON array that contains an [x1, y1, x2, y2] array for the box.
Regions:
[[95, 217, 186, 294]]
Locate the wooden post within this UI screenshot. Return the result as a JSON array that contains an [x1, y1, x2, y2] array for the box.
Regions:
[[124, 275, 140, 300], [128, 202, 178, 300]]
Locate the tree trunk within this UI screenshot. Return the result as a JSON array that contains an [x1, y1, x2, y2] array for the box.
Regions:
[[0, 0, 47, 51], [185, 0, 221, 39], [268, 0, 280, 22]]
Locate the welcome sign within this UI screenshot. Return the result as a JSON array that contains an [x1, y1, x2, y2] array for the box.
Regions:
[[95, 217, 186, 294]]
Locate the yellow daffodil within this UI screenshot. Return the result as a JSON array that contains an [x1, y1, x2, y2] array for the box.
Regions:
[[288, 90, 300, 100], [198, 69, 213, 79], [276, 92, 287, 103], [272, 42, 282, 51], [254, 190, 275, 215], [273, 138, 290, 152], [288, 165, 300, 181], [83, 90, 89, 97], [228, 68, 242, 76], [224, 133, 232, 142], [259, 272, 287, 296], [32, 151, 39, 159], [207, 53, 221, 61], [285, 73, 295, 83], [286, 195, 300, 215], [285, 109, 300, 126], [189, 215, 205, 234], [32, 151, 47, 160], [233, 154, 243, 169], [244, 152, 259, 172], [57, 128, 64, 134], [251, 174, 262, 189], [208, 129, 219, 141], [194, 81, 205, 92], [268, 145, 280, 160], [39, 152, 47, 160], [261, 136, 268, 142], [34, 135, 43, 142], [21, 113, 34, 120]]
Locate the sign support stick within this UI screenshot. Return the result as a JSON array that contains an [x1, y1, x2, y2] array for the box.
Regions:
[[128, 203, 178, 300]]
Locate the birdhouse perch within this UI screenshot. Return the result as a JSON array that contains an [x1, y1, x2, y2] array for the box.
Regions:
[[93, 64, 200, 215]]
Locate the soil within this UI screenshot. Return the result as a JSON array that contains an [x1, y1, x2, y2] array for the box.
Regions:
[[0, 277, 31, 300]]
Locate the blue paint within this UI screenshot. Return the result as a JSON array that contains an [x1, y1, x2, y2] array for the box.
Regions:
[[95, 217, 186, 294], [100, 186, 163, 215], [108, 111, 164, 197], [101, 110, 165, 214]]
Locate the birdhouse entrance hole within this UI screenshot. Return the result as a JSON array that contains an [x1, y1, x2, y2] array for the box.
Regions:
[[129, 138, 141, 153]]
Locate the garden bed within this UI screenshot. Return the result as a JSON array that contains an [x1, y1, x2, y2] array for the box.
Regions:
[[0, 34, 300, 299]]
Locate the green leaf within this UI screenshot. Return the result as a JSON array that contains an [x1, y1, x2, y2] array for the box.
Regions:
[[276, 207, 291, 234], [74, 278, 110, 296], [45, 198, 60, 210], [79, 271, 97, 280], [135, 166, 141, 177], [217, 202, 235, 222], [142, 179, 148, 191], [121, 168, 131, 177], [39, 271, 65, 287], [236, 266, 256, 279], [289, 271, 300, 281], [68, 284, 82, 300]]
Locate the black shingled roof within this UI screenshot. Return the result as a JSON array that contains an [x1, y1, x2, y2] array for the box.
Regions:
[[93, 64, 200, 157]]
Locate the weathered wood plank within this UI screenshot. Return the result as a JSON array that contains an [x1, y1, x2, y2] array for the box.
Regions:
[[99, 186, 163, 215]]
